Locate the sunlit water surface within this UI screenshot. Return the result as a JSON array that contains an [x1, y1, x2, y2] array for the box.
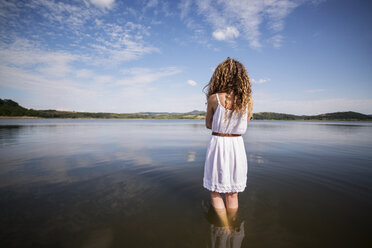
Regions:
[[0, 119, 371, 247]]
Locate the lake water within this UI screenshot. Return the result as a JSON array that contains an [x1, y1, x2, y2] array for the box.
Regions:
[[0, 119, 371, 247]]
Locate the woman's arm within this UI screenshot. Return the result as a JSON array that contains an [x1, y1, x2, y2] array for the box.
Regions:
[[205, 94, 217, 129], [247, 96, 254, 124]]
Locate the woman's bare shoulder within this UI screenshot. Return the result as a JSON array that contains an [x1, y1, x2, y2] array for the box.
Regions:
[[207, 94, 218, 103]]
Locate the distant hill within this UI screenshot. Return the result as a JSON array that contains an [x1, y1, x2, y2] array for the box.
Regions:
[[1, 98, 371, 121], [253, 112, 299, 120], [0, 99, 29, 116], [308, 111, 372, 121], [188, 110, 205, 114], [135, 110, 205, 115], [253, 111, 372, 121], [136, 112, 178, 115]]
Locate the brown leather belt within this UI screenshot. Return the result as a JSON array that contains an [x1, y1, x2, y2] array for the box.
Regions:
[[212, 132, 241, 137]]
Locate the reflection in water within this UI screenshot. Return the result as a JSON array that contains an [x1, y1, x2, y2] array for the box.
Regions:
[[0, 119, 371, 247], [81, 228, 113, 248], [187, 151, 197, 162], [204, 204, 245, 248]]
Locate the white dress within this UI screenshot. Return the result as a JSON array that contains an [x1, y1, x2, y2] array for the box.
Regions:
[[203, 93, 249, 193]]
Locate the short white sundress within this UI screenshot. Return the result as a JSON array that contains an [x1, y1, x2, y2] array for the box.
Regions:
[[203, 93, 249, 193]]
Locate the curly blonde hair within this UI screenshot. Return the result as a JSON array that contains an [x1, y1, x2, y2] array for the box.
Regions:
[[204, 57, 253, 120]]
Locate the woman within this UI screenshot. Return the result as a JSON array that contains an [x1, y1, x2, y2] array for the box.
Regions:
[[203, 57, 253, 220]]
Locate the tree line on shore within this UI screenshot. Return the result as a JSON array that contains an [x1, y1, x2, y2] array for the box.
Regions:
[[1, 98, 371, 121]]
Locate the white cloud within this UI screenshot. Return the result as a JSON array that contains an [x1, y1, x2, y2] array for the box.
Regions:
[[141, 0, 172, 18], [0, 41, 105, 108], [267, 34, 283, 48], [89, 0, 115, 10], [187, 80, 197, 86], [135, 93, 205, 113], [88, 21, 158, 65], [253, 91, 372, 115], [145, 0, 158, 9], [3, 1, 158, 66], [116, 67, 182, 86], [264, 1, 298, 32], [0, 64, 100, 113], [0, 38, 179, 112], [0, 55, 185, 113], [75, 69, 95, 78], [285, 98, 372, 115], [0, 39, 77, 78], [26, 0, 100, 30], [252, 78, 271, 84], [90, 42, 158, 65], [212, 26, 239, 41], [179, 0, 192, 20], [310, 0, 327, 6], [183, 0, 317, 49], [304, 89, 326, 93]]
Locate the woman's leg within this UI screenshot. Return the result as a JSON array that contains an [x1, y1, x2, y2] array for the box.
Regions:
[[210, 191, 225, 209], [226, 193, 239, 226], [225, 192, 239, 209], [210, 191, 229, 228]]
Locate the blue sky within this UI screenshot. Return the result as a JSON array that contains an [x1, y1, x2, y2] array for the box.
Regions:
[[0, 0, 371, 114]]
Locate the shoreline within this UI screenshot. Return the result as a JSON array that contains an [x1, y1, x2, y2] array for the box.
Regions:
[[1, 116, 372, 122], [0, 116, 41, 119]]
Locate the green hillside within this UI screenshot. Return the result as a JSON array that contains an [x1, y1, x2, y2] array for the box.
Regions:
[[308, 111, 372, 121], [253, 112, 300, 120], [0, 99, 29, 116], [1, 98, 371, 121], [253, 111, 372, 121]]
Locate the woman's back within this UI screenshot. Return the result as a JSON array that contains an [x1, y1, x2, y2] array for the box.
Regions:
[[211, 93, 248, 135], [203, 57, 252, 207]]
